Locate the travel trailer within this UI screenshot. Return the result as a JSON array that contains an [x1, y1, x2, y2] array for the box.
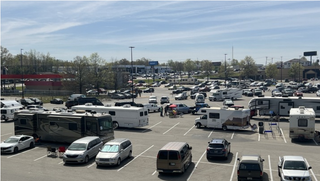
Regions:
[[208, 88, 242, 101], [1, 100, 24, 121], [248, 96, 320, 118], [289, 106, 315, 140], [71, 103, 149, 129], [194, 106, 251, 130], [168, 77, 199, 85], [13, 110, 114, 143]]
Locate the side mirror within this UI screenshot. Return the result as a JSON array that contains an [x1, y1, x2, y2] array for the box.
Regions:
[[261, 159, 265, 162], [237, 158, 240, 161], [308, 166, 312, 169], [189, 146, 192, 150], [278, 165, 281, 168], [208, 142, 210, 144]]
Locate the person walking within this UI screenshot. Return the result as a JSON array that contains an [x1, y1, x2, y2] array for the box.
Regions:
[[160, 106, 163, 117], [164, 105, 168, 116]]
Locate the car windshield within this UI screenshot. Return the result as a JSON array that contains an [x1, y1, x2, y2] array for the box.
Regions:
[[101, 144, 119, 153], [4, 138, 19, 143], [283, 161, 307, 170], [67, 143, 87, 151]]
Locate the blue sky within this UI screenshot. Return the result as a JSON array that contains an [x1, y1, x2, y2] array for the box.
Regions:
[[1, 1, 320, 64]]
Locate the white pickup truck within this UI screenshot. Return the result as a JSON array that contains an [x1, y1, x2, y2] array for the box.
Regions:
[[143, 103, 161, 112]]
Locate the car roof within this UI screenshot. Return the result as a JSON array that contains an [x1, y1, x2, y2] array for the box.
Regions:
[[282, 156, 305, 161], [10, 135, 30, 139], [72, 136, 100, 143], [209, 138, 226, 144], [240, 155, 261, 162], [105, 138, 129, 145]]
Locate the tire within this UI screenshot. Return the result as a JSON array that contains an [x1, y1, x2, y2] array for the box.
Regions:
[[84, 156, 89, 163], [113, 122, 119, 129], [214, 98, 217, 101], [128, 150, 132, 158], [222, 125, 227, 131], [196, 123, 201, 128], [117, 158, 121, 166], [14, 147, 18, 153], [29, 142, 34, 148]]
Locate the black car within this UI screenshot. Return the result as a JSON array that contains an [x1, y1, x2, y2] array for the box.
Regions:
[[206, 138, 230, 160], [29, 97, 43, 105], [50, 98, 64, 104], [65, 97, 104, 109], [172, 89, 184, 94], [18, 98, 35, 106], [143, 88, 154, 93]]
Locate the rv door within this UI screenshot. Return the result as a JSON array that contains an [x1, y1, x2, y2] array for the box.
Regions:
[[207, 112, 220, 128], [278, 102, 294, 116]]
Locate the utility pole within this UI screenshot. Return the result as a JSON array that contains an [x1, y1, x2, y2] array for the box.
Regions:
[[129, 46, 135, 102], [20, 49, 24, 98], [224, 54, 227, 88], [281, 56, 283, 82]]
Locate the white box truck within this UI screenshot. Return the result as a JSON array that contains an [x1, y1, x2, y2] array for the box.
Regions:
[[289, 106, 315, 140]]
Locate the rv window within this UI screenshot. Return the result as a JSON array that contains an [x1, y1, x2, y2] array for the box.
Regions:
[[317, 106, 320, 110], [50, 122, 56, 126], [1, 110, 7, 114], [144, 111, 148, 116], [90, 122, 97, 133], [86, 122, 92, 130], [209, 113, 220, 119], [298, 119, 308, 127], [109, 111, 115, 116], [200, 110, 206, 113], [223, 92, 227, 95], [20, 119, 27, 125], [69, 123, 77, 130], [99, 118, 113, 131], [140, 112, 143, 116]]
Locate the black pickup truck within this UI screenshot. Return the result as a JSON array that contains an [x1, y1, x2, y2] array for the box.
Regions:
[[65, 97, 103, 109]]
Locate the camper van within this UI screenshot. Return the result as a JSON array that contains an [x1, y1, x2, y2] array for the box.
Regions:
[[289, 106, 315, 140], [71, 103, 149, 129], [248, 96, 320, 118], [1, 100, 24, 121], [208, 88, 242, 101], [195, 93, 205, 103], [194, 106, 251, 130], [13, 110, 114, 143]]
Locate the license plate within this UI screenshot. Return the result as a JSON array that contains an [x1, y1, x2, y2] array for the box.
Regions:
[[169, 162, 175, 166], [214, 151, 218, 153], [247, 177, 252, 180]]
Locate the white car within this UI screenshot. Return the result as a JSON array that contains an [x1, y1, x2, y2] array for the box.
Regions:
[[278, 156, 312, 181], [148, 96, 157, 104], [316, 90, 320, 97], [0, 135, 35, 153], [143, 103, 160, 112], [273, 91, 282, 97], [160, 96, 170, 104]]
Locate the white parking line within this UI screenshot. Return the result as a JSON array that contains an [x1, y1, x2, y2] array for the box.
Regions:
[[229, 152, 238, 181], [208, 130, 213, 138], [184, 126, 194, 136], [1, 132, 12, 136], [87, 162, 96, 168], [187, 150, 206, 181], [34, 155, 47, 161], [231, 132, 235, 139], [152, 170, 157, 175], [117, 145, 154, 172], [268, 155, 273, 181], [279, 128, 287, 143], [258, 133, 260, 141], [163, 122, 179, 135], [142, 121, 162, 132], [305, 158, 318, 181], [313, 139, 319, 146], [7, 147, 39, 159], [58, 161, 64, 164]]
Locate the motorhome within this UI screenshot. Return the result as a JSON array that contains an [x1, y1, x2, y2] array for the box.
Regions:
[[208, 88, 242, 101], [289, 106, 315, 140], [248, 96, 320, 118], [13, 110, 114, 143], [194, 106, 251, 130], [71, 103, 149, 129], [168, 77, 199, 85], [1, 100, 24, 121]]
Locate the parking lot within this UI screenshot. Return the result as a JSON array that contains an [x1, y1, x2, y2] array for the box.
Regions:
[[1, 85, 320, 181]]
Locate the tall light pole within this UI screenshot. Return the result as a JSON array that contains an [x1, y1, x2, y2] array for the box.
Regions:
[[299, 55, 301, 82], [280, 56, 283, 82], [20, 49, 24, 98], [224, 53, 227, 88], [129, 46, 135, 102]]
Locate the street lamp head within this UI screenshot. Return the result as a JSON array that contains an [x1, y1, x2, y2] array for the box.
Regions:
[[129, 46, 135, 49]]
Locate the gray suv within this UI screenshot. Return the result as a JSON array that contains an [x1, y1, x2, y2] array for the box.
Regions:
[[206, 138, 230, 160], [237, 155, 264, 181]]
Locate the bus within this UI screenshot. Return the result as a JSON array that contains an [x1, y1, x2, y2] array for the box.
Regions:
[[13, 110, 114, 143]]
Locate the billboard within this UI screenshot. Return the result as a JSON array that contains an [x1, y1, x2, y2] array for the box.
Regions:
[[212, 62, 222, 66], [303, 51, 317, 56], [149, 61, 159, 66]]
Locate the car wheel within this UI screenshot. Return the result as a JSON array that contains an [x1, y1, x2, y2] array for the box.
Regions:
[[29, 142, 34, 148], [14, 147, 18, 153], [113, 122, 119, 129], [196, 123, 201, 128], [214, 98, 217, 101], [117, 158, 121, 166], [222, 125, 227, 131], [128, 150, 132, 158], [84, 156, 89, 163]]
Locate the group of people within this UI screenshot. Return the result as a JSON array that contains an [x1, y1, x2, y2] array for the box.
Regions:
[[159, 104, 180, 118]]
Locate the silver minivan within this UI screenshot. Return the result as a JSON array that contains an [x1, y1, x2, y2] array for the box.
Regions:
[[63, 136, 103, 164], [95, 138, 132, 166]]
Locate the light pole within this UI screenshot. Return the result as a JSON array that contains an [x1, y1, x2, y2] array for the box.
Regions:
[[20, 49, 24, 98], [129, 46, 135, 102], [224, 53, 227, 88], [281, 56, 282, 82], [299, 55, 301, 82]]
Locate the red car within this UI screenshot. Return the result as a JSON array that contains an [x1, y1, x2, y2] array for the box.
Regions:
[[293, 90, 303, 97]]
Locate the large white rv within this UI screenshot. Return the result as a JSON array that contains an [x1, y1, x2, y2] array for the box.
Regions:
[[194, 106, 251, 130], [248, 96, 320, 118], [289, 106, 315, 140], [168, 77, 199, 85], [208, 88, 242, 101], [1, 100, 24, 121], [13, 110, 114, 143], [72, 103, 149, 129]]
